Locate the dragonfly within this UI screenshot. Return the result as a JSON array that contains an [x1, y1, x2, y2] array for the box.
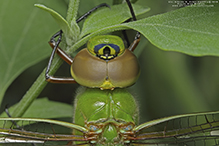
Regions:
[[1, 0, 219, 145]]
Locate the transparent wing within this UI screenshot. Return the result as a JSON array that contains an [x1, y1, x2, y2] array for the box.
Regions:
[[0, 118, 90, 145], [131, 111, 219, 146]]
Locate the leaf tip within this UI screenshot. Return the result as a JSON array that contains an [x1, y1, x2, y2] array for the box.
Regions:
[[34, 4, 47, 9]]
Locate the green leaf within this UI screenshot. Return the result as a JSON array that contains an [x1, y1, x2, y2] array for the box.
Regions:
[[113, 0, 138, 4], [65, 0, 81, 45], [0, 0, 68, 105], [25, 98, 73, 118], [123, 5, 219, 56], [0, 98, 73, 128], [113, 0, 123, 4], [34, 4, 80, 44], [1, 98, 73, 119], [66, 0, 80, 23], [80, 3, 150, 38]]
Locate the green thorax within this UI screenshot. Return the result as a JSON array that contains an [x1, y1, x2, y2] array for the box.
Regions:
[[73, 87, 139, 145]]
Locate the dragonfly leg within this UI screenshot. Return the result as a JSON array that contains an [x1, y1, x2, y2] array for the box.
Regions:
[[76, 3, 110, 23], [128, 33, 141, 52], [46, 4, 110, 84], [48, 39, 73, 65], [45, 30, 76, 84], [125, 0, 141, 52], [4, 105, 20, 128]]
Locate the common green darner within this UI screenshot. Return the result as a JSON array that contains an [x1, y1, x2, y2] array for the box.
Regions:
[[1, 0, 219, 146]]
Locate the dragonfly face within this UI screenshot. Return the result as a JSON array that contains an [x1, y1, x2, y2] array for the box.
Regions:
[[87, 35, 125, 60], [71, 35, 140, 90]]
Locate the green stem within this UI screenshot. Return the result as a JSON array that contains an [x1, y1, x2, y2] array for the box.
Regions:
[[8, 0, 80, 120], [10, 57, 63, 119]]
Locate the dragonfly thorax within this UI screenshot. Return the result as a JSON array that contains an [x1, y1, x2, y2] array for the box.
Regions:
[[73, 87, 139, 145], [87, 122, 134, 145]]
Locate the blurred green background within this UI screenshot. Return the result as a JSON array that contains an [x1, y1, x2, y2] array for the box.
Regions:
[[1, 0, 219, 125]]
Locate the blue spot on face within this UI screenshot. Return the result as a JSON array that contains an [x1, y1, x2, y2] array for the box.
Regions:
[[108, 44, 120, 53], [94, 44, 106, 53], [94, 44, 120, 54]]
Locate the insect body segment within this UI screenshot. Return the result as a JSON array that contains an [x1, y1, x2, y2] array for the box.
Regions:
[[73, 88, 138, 145]]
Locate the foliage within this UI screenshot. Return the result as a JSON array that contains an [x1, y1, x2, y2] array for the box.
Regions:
[[0, 0, 219, 126]]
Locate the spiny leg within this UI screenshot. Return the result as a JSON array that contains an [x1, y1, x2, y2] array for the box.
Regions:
[[45, 4, 110, 84], [48, 38, 73, 65], [48, 3, 110, 64], [125, 0, 141, 52], [5, 105, 20, 128], [76, 3, 110, 23], [45, 30, 76, 83], [49, 3, 110, 55]]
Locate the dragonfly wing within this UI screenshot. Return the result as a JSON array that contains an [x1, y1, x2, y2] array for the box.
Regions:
[[131, 111, 219, 145], [0, 118, 90, 145], [0, 136, 44, 143]]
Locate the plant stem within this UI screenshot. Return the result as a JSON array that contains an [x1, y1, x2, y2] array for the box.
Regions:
[[10, 57, 63, 118], [8, 0, 81, 120]]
